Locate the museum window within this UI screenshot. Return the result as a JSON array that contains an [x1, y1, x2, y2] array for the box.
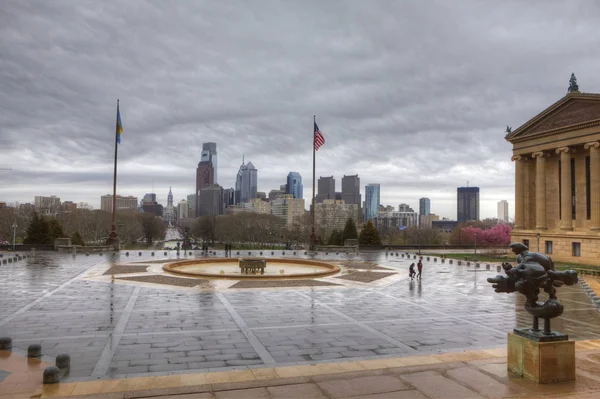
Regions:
[[586, 156, 591, 220], [558, 160, 561, 219], [523, 239, 530, 248], [572, 242, 581, 257], [545, 241, 553, 254], [571, 158, 576, 220]]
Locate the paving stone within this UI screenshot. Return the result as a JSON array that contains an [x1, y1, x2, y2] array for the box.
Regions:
[[399, 371, 484, 399], [317, 375, 411, 398], [215, 387, 270, 398], [446, 366, 520, 398], [267, 383, 328, 399]]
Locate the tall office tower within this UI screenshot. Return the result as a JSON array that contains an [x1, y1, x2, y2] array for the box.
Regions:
[[234, 160, 258, 204], [198, 184, 224, 217], [316, 176, 335, 203], [342, 174, 361, 206], [142, 193, 157, 204], [457, 187, 480, 222], [200, 142, 218, 183], [177, 199, 189, 219], [419, 198, 431, 216], [286, 172, 303, 199], [196, 160, 214, 213], [223, 188, 235, 209], [187, 194, 196, 218], [364, 184, 381, 221], [498, 200, 509, 222]]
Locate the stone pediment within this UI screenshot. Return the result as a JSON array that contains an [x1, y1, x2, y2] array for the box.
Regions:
[[507, 93, 600, 142]]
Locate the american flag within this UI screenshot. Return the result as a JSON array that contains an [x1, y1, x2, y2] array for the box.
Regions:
[[314, 120, 325, 151]]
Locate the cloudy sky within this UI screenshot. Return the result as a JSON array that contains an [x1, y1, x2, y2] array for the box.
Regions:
[[1, 0, 600, 220]]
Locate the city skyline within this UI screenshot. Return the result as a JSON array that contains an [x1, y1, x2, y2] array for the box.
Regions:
[[3, 2, 598, 219]]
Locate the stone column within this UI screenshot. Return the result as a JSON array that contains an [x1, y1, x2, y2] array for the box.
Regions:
[[585, 141, 600, 230], [512, 155, 526, 229], [532, 151, 547, 230], [556, 147, 572, 230]]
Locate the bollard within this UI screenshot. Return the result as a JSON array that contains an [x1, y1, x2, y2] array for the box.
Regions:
[[433, 258, 437, 262], [427, 257, 430, 261], [99, 253, 103, 256], [304, 251, 307, 255], [458, 261, 462, 265], [271, 252, 274, 255], [125, 252, 129, 256], [282, 252, 285, 255], [260, 252, 263, 255], [476, 263, 480, 268], [486, 264, 490, 270], [466, 262, 470, 266], [43, 366, 61, 384], [164, 252, 167, 256], [401, 254, 404, 257], [0, 337, 12, 350], [236, 251, 240, 255], [27, 344, 42, 358], [139, 252, 142, 256], [249, 252, 251, 255], [56, 353, 71, 369], [441, 259, 445, 263], [151, 252, 155, 256], [294, 251, 297, 255], [325, 252, 328, 255], [86, 253, 89, 256]]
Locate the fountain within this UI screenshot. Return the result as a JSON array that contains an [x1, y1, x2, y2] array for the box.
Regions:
[[163, 257, 340, 279]]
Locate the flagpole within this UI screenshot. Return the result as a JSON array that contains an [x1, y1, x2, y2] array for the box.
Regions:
[[310, 115, 317, 251], [106, 99, 120, 250]]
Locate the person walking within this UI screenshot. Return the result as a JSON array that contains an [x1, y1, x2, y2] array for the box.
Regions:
[[409, 263, 416, 280], [417, 260, 423, 279]]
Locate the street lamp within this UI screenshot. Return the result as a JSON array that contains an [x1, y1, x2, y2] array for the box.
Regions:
[[536, 232, 540, 252], [474, 232, 478, 260], [11, 222, 17, 251]]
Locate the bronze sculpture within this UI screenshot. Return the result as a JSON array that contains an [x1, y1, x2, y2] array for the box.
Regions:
[[487, 243, 578, 341]]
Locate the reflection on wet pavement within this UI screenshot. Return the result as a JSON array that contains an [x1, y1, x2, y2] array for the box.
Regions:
[[1, 250, 599, 382]]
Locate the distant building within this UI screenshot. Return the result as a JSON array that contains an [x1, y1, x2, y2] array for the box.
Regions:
[[498, 200, 509, 222], [419, 198, 430, 216], [316, 176, 335, 203], [268, 189, 285, 201], [200, 142, 218, 183], [187, 194, 196, 218], [374, 208, 418, 230], [342, 174, 361, 207], [196, 160, 214, 212], [100, 195, 138, 213], [457, 187, 480, 222], [235, 160, 258, 204], [271, 194, 305, 227], [364, 184, 380, 221], [286, 172, 303, 199], [177, 199, 189, 220], [432, 220, 459, 233], [244, 198, 271, 214], [222, 188, 235, 210], [164, 187, 175, 226], [419, 213, 440, 228], [142, 193, 157, 204], [315, 199, 359, 235], [62, 201, 77, 212], [198, 184, 223, 217], [398, 203, 412, 212], [34, 195, 61, 215]]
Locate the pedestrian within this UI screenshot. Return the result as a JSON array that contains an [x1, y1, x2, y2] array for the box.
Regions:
[[409, 263, 416, 280], [417, 259, 423, 279]]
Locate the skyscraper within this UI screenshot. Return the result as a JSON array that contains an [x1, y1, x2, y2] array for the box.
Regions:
[[365, 184, 381, 221], [419, 198, 430, 216], [198, 184, 223, 217], [316, 176, 335, 203], [234, 160, 258, 204], [196, 160, 214, 213], [164, 187, 175, 226], [342, 174, 361, 207], [187, 194, 196, 218], [498, 200, 509, 222], [457, 187, 480, 222], [200, 142, 217, 183], [286, 172, 303, 199]]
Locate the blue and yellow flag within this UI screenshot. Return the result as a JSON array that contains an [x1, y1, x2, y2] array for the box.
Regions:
[[116, 107, 123, 144]]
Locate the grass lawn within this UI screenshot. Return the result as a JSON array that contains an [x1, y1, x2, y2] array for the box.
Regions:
[[428, 252, 600, 271]]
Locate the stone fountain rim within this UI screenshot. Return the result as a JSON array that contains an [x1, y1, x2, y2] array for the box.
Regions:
[[162, 257, 341, 280]]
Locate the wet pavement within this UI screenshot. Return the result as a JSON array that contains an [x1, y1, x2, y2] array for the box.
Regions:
[[1, 250, 600, 383]]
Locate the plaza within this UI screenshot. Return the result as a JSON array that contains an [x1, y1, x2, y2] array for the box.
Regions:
[[2, 250, 600, 397]]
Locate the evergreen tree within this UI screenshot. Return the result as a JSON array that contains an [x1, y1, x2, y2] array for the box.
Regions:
[[568, 73, 579, 93], [359, 220, 382, 246], [23, 212, 50, 245], [71, 231, 85, 246], [327, 230, 342, 246], [47, 219, 65, 243], [341, 218, 358, 244]]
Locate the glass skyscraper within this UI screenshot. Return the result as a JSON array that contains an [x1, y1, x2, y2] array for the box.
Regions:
[[286, 172, 303, 199], [457, 187, 480, 222], [365, 183, 380, 221], [419, 197, 430, 216], [235, 161, 258, 204]]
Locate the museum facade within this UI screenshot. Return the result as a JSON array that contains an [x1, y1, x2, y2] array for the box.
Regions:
[[506, 91, 600, 263]]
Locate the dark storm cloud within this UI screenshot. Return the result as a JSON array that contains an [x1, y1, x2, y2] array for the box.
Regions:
[[1, 0, 600, 217]]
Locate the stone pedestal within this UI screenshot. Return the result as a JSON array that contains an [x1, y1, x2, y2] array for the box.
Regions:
[[507, 332, 575, 384]]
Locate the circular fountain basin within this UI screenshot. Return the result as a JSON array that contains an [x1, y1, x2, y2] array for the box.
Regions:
[[163, 258, 340, 279]]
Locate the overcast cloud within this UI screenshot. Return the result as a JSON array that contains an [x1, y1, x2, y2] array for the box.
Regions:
[[1, 0, 600, 219]]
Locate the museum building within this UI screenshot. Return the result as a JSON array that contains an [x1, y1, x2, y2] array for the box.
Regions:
[[506, 90, 600, 263]]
